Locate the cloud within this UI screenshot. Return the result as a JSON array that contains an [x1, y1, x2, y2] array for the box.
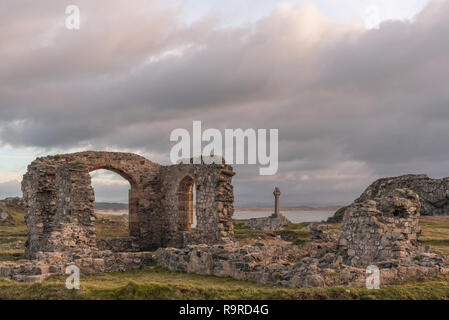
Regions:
[[1, 0, 449, 205]]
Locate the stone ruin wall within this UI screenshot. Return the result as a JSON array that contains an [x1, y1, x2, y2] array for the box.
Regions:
[[160, 160, 235, 248], [338, 188, 422, 267], [11, 152, 449, 287], [21, 151, 235, 260], [157, 187, 449, 288]]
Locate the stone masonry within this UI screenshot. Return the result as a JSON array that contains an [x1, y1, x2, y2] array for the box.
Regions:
[[242, 187, 289, 231], [156, 188, 449, 288], [0, 151, 236, 281], [338, 189, 422, 267], [5, 155, 449, 288]]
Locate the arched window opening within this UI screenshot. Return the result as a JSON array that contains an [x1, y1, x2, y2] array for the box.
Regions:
[[177, 176, 197, 232], [90, 169, 130, 238]]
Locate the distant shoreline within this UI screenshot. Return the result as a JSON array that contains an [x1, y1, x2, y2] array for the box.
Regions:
[[95, 209, 128, 215], [94, 204, 341, 214], [235, 206, 340, 212]]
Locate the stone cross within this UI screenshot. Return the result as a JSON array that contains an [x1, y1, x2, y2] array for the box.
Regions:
[[273, 187, 281, 217]]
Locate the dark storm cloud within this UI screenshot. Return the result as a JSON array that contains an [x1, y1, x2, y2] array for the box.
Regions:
[[1, 0, 449, 205]]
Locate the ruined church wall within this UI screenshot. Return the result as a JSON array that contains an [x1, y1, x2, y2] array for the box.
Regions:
[[338, 188, 422, 267], [22, 157, 60, 258], [22, 159, 98, 258], [22, 152, 164, 257], [21, 151, 236, 257], [55, 151, 163, 238], [160, 161, 235, 247]]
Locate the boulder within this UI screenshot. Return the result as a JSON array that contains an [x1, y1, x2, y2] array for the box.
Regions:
[[243, 213, 289, 230], [308, 223, 338, 242], [0, 208, 14, 225], [326, 205, 349, 223], [3, 197, 25, 210]]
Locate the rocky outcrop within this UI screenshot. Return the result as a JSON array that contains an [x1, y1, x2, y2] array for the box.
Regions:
[[0, 197, 25, 226], [356, 174, 449, 216], [0, 208, 14, 225], [3, 197, 25, 210], [309, 223, 338, 242], [327, 174, 449, 222], [326, 206, 349, 223]]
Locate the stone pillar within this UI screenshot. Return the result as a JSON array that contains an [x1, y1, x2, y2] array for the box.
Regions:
[[273, 187, 281, 218]]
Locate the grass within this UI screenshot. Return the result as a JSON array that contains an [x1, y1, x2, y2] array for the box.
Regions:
[[0, 201, 27, 261], [95, 213, 129, 238], [3, 201, 449, 300], [418, 216, 449, 254], [233, 220, 311, 245], [1, 266, 449, 300]]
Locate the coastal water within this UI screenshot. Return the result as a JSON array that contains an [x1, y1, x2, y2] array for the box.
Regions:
[[234, 210, 335, 224], [99, 210, 335, 226]]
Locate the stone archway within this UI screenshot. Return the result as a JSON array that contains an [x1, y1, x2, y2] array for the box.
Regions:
[[89, 165, 139, 237], [89, 167, 135, 237], [21, 151, 162, 258], [21, 152, 236, 259]]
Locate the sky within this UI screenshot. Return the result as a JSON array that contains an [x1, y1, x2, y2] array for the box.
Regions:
[[1, 0, 448, 206]]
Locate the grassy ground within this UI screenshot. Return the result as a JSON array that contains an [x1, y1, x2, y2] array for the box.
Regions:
[[417, 216, 449, 254], [95, 213, 129, 238], [233, 220, 312, 245], [0, 201, 27, 261], [2, 201, 449, 300], [1, 266, 449, 300], [0, 203, 129, 261]]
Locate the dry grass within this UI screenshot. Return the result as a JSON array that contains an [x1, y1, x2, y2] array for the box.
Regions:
[[418, 216, 449, 254], [94, 212, 129, 238]]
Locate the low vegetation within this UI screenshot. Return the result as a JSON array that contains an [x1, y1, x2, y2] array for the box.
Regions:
[[2, 200, 449, 300], [2, 266, 449, 300], [233, 220, 312, 245], [417, 216, 449, 254], [95, 213, 129, 238], [0, 201, 26, 261]]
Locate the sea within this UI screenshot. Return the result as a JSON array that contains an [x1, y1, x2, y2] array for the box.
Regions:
[[233, 210, 335, 224], [101, 210, 335, 226]]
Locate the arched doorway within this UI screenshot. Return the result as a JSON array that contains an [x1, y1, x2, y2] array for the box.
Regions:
[[177, 175, 196, 232], [90, 167, 139, 237]]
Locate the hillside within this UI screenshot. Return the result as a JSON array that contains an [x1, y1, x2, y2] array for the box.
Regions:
[[94, 202, 128, 211], [0, 198, 27, 261]]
